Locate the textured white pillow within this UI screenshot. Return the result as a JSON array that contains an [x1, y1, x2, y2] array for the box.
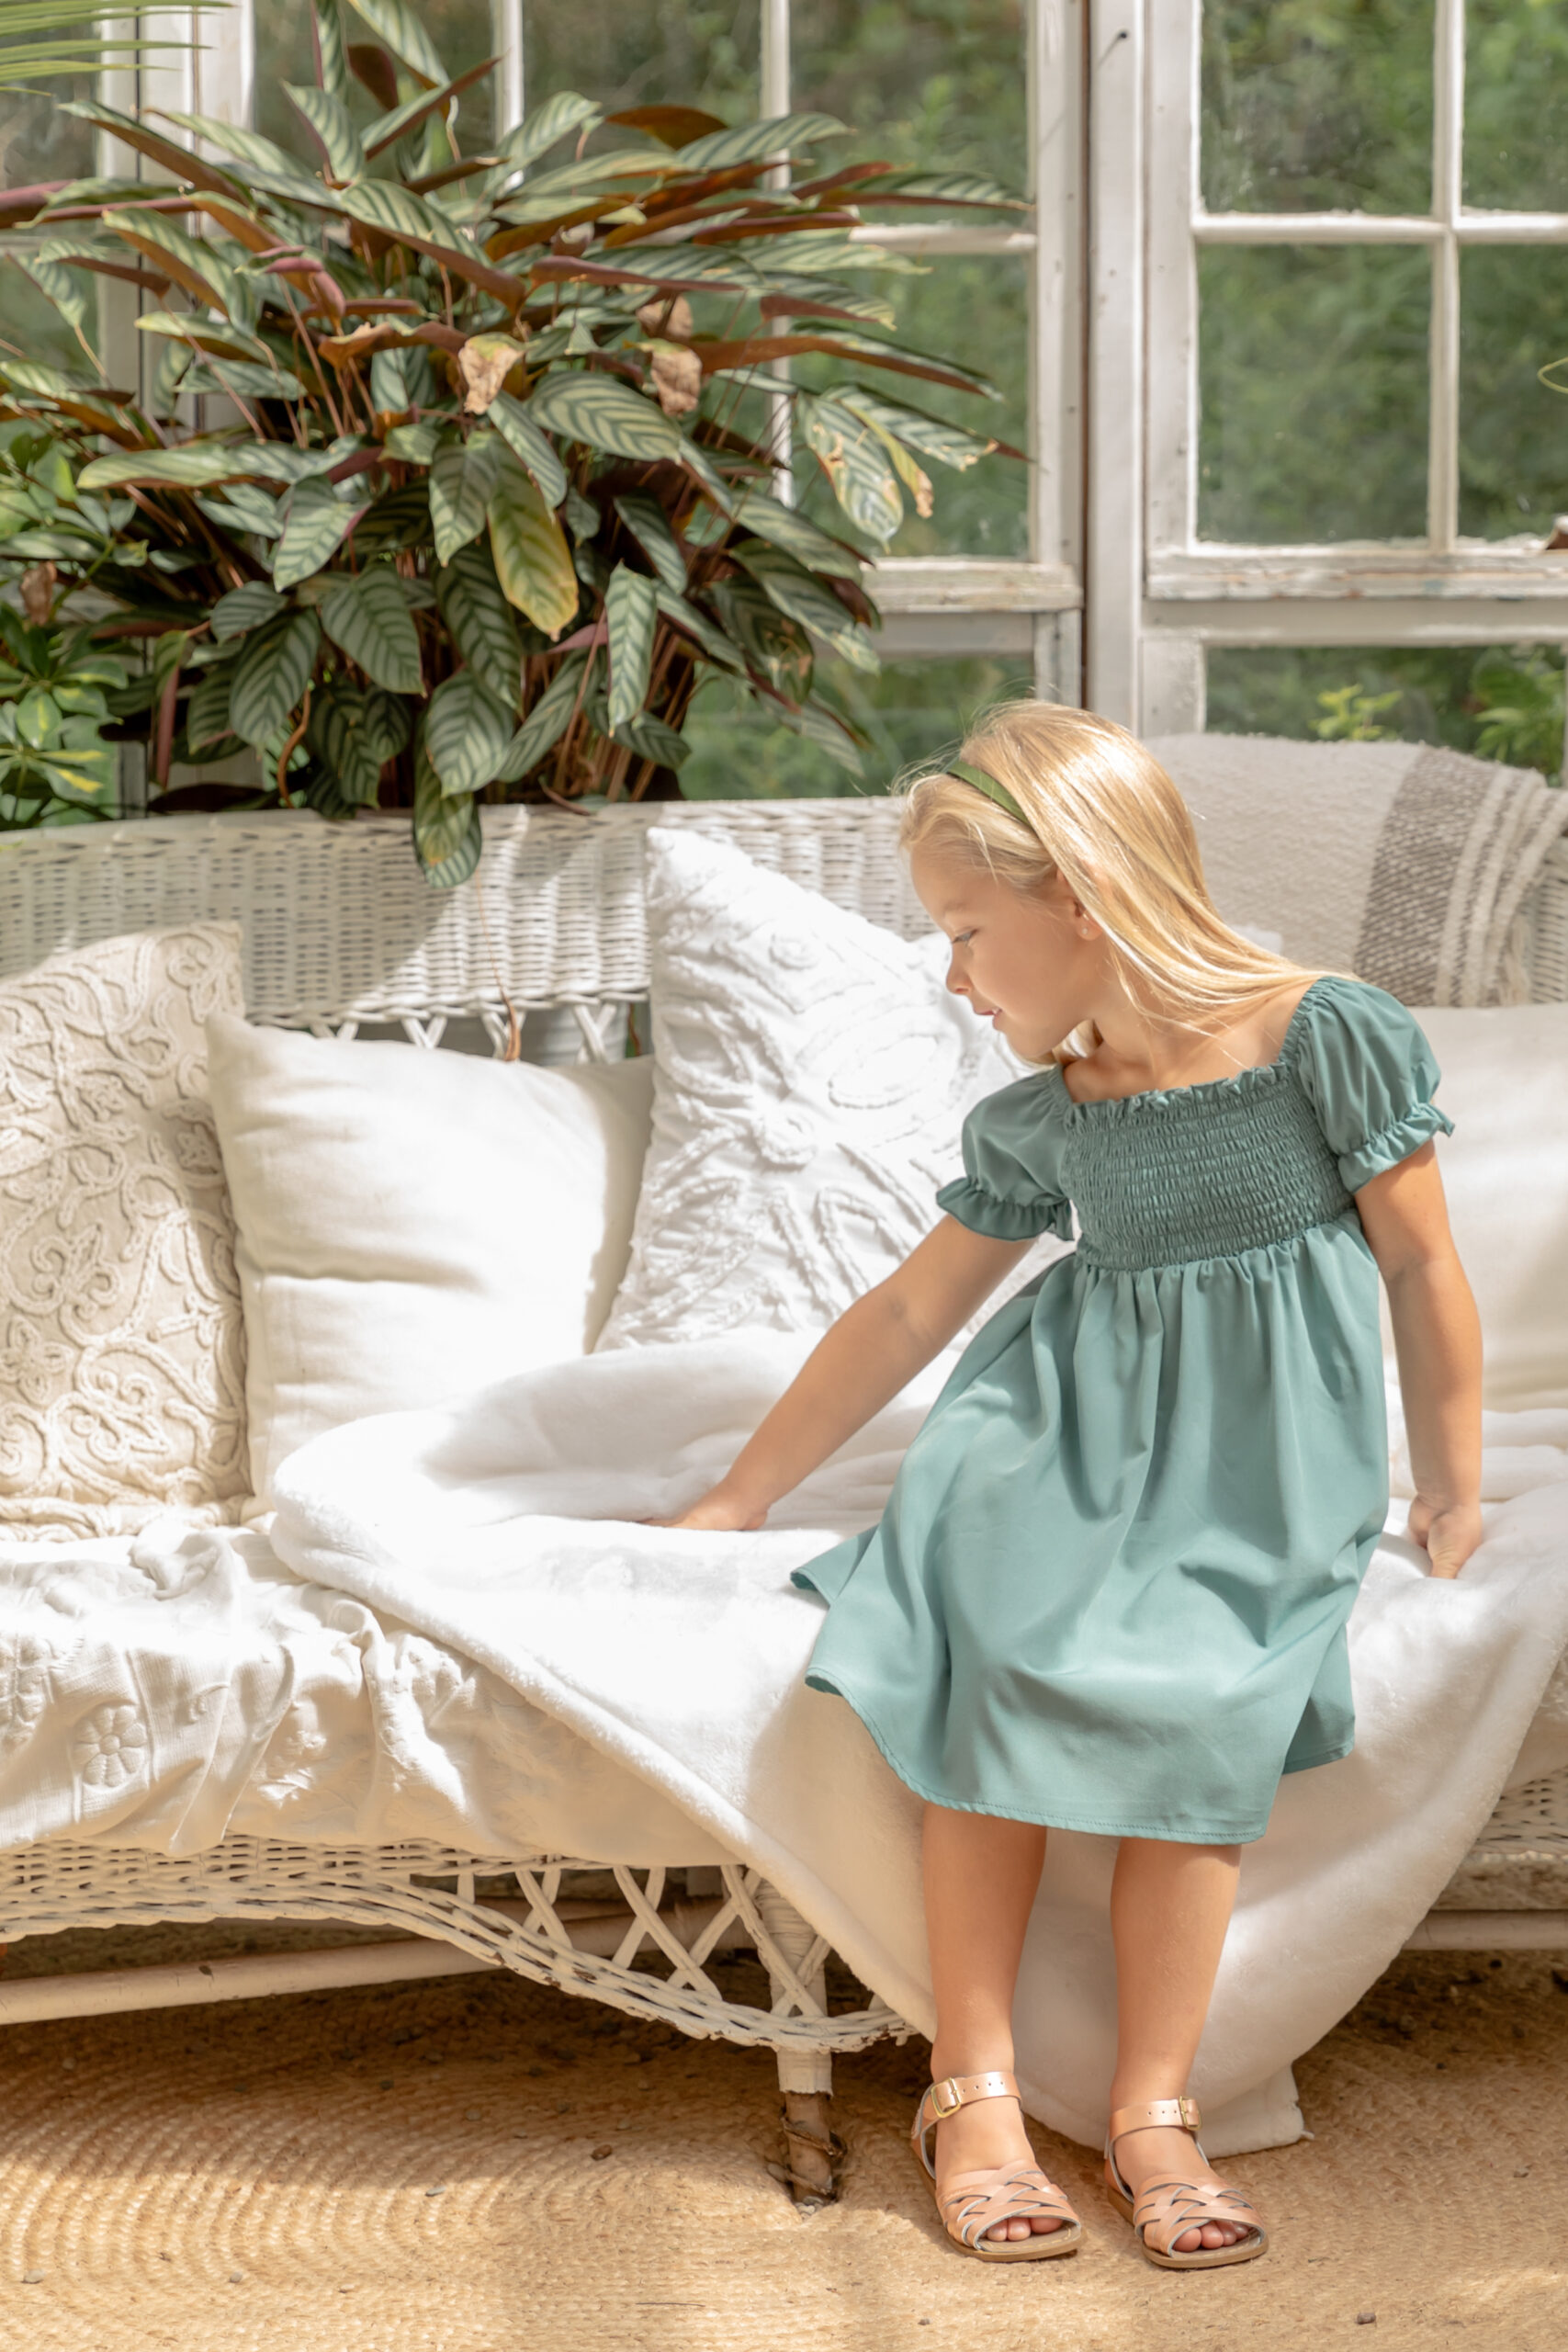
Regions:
[[206, 1017, 654, 1502], [0, 924, 248, 1537], [598, 826, 1065, 1350], [1382, 1003, 1568, 1410]]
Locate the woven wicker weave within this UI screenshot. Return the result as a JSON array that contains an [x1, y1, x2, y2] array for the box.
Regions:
[[2, 797, 1565, 2136], [0, 804, 927, 1030], [5, 801, 1566, 1022], [0, 1839, 903, 2054]]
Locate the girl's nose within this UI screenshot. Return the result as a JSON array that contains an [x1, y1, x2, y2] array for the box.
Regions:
[[945, 955, 967, 997]]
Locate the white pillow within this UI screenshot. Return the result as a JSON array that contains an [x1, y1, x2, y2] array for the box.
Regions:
[[1382, 1003, 1568, 1411], [598, 826, 1066, 1350], [206, 1017, 654, 1502], [0, 924, 248, 1538]]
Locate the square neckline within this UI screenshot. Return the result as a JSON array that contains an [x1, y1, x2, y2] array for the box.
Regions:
[[1054, 977, 1329, 1116]]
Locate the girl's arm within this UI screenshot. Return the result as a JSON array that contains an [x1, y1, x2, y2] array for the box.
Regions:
[[667, 1218, 1034, 1530], [1355, 1139, 1483, 1578]]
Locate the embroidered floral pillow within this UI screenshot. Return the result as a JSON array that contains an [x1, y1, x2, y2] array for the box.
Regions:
[[598, 827, 1070, 1350], [0, 925, 249, 1536]]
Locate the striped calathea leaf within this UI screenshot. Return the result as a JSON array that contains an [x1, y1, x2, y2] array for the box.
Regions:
[[2, 5, 1020, 867]]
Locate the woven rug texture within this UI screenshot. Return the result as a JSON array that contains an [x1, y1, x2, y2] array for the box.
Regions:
[[0, 1919, 1562, 2352]]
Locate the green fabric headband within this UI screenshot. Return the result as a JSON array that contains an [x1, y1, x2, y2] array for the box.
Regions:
[[946, 756, 1030, 829]]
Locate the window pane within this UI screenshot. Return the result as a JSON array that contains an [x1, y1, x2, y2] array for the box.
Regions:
[[1198, 245, 1429, 542], [789, 1, 1026, 187], [0, 72, 96, 193], [253, 2, 316, 163], [1464, 0, 1568, 212], [681, 656, 1034, 798], [794, 256, 1030, 558], [0, 265, 88, 379], [522, 2, 759, 120], [1205, 644, 1565, 777], [257, 1, 503, 166], [1460, 247, 1568, 539], [1, 74, 98, 376], [1201, 1, 1433, 216]]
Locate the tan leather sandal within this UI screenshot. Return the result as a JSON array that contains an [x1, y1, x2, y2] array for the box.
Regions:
[[1104, 2097, 1268, 2270], [911, 2071, 1083, 2262]]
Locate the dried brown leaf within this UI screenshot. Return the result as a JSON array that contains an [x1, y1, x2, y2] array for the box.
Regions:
[[649, 345, 702, 419], [19, 562, 56, 625], [458, 333, 527, 415], [635, 293, 694, 343]]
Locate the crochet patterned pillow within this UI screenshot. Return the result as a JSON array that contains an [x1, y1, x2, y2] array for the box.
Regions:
[[597, 826, 1068, 1351], [0, 924, 249, 1538]]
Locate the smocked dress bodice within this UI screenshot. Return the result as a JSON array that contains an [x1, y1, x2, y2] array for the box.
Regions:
[[936, 975, 1450, 1272], [793, 977, 1454, 1845]]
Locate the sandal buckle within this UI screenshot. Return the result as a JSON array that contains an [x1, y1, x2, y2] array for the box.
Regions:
[[1177, 2096, 1201, 2133], [929, 2076, 964, 2119]]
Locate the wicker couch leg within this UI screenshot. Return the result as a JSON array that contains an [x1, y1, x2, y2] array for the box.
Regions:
[[755, 1885, 842, 2202], [776, 2051, 838, 2204]]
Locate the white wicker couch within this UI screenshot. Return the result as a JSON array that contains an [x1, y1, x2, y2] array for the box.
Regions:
[[3, 798, 1567, 2202]]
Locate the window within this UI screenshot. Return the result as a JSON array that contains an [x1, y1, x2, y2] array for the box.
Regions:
[[45, 6, 1082, 794], [490, 2, 1082, 698], [1140, 1, 1568, 755], [34, 8, 1557, 770]]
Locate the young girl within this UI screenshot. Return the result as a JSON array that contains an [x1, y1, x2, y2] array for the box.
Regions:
[[671, 704, 1483, 2270]]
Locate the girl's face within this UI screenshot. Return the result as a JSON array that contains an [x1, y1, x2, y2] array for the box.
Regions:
[[909, 842, 1109, 1060]]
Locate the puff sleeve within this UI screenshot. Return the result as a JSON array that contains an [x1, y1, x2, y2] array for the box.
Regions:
[[1292, 977, 1454, 1193], [935, 1073, 1076, 1242]]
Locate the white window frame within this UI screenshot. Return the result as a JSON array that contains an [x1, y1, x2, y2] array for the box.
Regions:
[[1136, 0, 1568, 733]]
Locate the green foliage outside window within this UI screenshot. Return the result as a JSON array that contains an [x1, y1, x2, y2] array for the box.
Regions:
[[1208, 643, 1565, 778]]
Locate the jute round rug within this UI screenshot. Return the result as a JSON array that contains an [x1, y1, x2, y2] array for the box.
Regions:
[[0, 1923, 1562, 2352]]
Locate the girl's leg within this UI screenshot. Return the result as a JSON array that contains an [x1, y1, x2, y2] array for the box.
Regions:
[[922, 1804, 1059, 2243], [1109, 1836, 1245, 2253]]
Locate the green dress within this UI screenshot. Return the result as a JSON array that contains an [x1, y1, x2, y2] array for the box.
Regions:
[[792, 977, 1453, 1845]]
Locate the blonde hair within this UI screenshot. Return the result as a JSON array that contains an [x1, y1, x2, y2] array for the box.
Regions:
[[899, 702, 1337, 1066]]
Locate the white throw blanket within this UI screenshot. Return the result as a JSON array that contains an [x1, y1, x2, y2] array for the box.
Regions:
[[265, 1336, 1568, 2156], [5, 1336, 1567, 2159]]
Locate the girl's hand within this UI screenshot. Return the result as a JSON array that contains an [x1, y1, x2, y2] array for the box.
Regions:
[[1407, 1495, 1483, 1579], [652, 1483, 770, 1532]]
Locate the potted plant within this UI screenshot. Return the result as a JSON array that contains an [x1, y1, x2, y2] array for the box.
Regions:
[[0, 0, 1021, 880]]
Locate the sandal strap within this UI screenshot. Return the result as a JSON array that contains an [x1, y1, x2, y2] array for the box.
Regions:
[[942, 2165, 1080, 2252], [1107, 2096, 1201, 2143], [1131, 2176, 1262, 2261], [928, 2070, 1019, 2118], [910, 2071, 1021, 2178]]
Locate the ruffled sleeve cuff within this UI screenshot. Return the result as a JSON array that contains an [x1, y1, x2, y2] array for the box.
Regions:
[[1337, 1100, 1454, 1192], [935, 1176, 1074, 1243]]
